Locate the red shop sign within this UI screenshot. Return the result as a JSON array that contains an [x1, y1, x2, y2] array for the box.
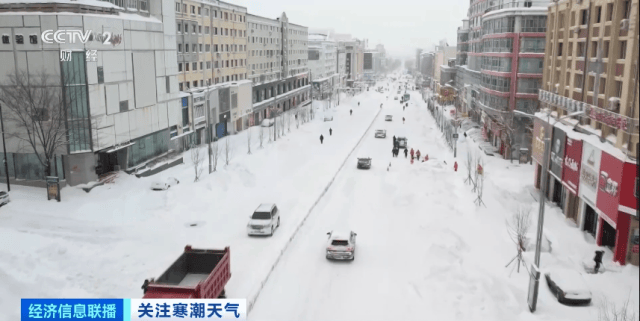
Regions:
[[618, 161, 639, 215], [596, 152, 624, 225], [562, 138, 582, 194]]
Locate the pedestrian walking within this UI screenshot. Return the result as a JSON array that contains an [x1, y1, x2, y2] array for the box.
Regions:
[[464, 132, 467, 137], [391, 147, 395, 157], [393, 135, 397, 143], [404, 148, 408, 158], [403, 117, 405, 124], [320, 134, 324, 144], [329, 128, 332, 136], [350, 109, 353, 116], [454, 161, 458, 172], [425, 154, 429, 161], [358, 102, 360, 106], [416, 150, 421, 160], [410, 148, 415, 160], [403, 106, 405, 111]]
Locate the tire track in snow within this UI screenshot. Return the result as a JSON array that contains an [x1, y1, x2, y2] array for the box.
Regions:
[[246, 107, 383, 314]]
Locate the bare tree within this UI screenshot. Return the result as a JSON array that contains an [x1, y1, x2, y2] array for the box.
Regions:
[[287, 111, 292, 132], [190, 146, 204, 182], [247, 126, 252, 155], [258, 125, 265, 148], [268, 120, 273, 143], [505, 207, 531, 275], [211, 140, 220, 172], [599, 296, 638, 321], [224, 137, 232, 166], [475, 157, 486, 207], [295, 111, 300, 129], [464, 150, 474, 185], [0, 70, 83, 178]]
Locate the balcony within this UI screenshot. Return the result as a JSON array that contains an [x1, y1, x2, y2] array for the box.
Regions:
[[484, 0, 548, 14]]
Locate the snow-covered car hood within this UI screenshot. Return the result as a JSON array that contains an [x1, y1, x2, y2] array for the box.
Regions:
[[248, 219, 271, 226], [547, 269, 591, 297]]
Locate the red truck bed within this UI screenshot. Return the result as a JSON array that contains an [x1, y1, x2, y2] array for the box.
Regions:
[[143, 246, 231, 299]]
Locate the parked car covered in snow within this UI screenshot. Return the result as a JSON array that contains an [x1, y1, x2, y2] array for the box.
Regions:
[[324, 115, 334, 121], [545, 268, 592, 305], [397, 137, 408, 149], [261, 118, 274, 127], [247, 203, 280, 236], [357, 158, 372, 169], [374, 129, 386, 138], [0, 191, 9, 206], [326, 231, 357, 260], [151, 177, 180, 190], [385, 115, 393, 121]]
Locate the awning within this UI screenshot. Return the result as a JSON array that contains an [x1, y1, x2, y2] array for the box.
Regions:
[[104, 142, 135, 153]]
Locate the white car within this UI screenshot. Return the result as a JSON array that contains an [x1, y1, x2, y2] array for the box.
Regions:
[[247, 203, 280, 236], [326, 231, 357, 260], [385, 115, 393, 121], [374, 129, 386, 138], [151, 177, 180, 190], [0, 191, 9, 206], [323, 116, 333, 121], [545, 268, 592, 305]]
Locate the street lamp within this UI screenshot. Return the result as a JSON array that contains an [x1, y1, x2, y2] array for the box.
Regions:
[[527, 109, 585, 312]]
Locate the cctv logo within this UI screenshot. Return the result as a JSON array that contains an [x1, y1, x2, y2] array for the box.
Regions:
[[41, 30, 113, 45]]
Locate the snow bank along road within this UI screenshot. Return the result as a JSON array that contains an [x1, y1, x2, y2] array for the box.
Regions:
[[0, 92, 382, 320], [250, 87, 530, 321]]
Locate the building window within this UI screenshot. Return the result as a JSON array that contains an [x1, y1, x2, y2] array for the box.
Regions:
[[518, 58, 544, 73], [179, 83, 183, 91], [191, 5, 195, 14], [619, 41, 627, 59], [185, 63, 189, 71], [193, 62, 197, 71], [62, 52, 91, 153], [199, 44, 203, 52], [2, 35, 9, 44], [15, 35, 23, 44], [205, 44, 210, 52], [521, 16, 547, 33], [205, 26, 209, 34], [198, 26, 202, 34], [517, 78, 541, 94], [595, 6, 602, 23], [178, 63, 182, 72], [520, 38, 545, 53], [581, 9, 588, 25], [481, 74, 511, 92], [193, 81, 197, 87], [175, 2, 180, 12], [198, 7, 201, 15], [185, 44, 188, 52], [200, 62, 203, 70], [192, 25, 196, 33]]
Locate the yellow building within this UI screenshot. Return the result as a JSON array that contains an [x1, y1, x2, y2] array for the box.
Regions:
[[543, 0, 638, 157], [175, 0, 248, 90]]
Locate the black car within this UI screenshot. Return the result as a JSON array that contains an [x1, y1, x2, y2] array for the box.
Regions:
[[357, 158, 371, 169]]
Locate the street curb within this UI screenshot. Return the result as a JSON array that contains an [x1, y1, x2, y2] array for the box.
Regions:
[[246, 106, 383, 314]]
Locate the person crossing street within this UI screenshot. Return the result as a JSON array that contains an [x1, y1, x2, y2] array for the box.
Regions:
[[410, 148, 415, 160], [404, 148, 408, 158], [320, 134, 324, 144], [416, 150, 421, 161], [329, 128, 332, 136]]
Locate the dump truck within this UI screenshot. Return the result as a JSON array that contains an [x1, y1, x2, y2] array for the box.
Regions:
[[142, 245, 231, 298]]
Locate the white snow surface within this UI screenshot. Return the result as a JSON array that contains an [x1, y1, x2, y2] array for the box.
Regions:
[[0, 77, 638, 321]]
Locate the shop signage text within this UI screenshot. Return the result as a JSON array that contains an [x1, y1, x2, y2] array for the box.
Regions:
[[581, 167, 598, 190], [565, 156, 579, 172], [598, 171, 619, 197]]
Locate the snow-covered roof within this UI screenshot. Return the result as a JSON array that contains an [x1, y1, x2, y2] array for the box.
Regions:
[[255, 203, 275, 212], [329, 231, 351, 240], [534, 111, 634, 163], [0, 0, 119, 9], [0, 10, 162, 23]]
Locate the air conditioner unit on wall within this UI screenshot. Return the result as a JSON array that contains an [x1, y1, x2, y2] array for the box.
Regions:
[[607, 97, 620, 112], [620, 19, 630, 31]]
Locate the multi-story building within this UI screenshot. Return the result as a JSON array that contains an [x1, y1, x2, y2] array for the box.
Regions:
[[175, 0, 247, 91], [246, 12, 311, 125], [0, 0, 182, 187], [534, 0, 638, 266], [434, 42, 457, 87], [337, 41, 347, 87], [309, 30, 338, 101], [334, 34, 365, 88], [415, 48, 424, 75]]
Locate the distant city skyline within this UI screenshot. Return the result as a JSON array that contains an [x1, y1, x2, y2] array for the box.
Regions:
[[230, 0, 468, 60]]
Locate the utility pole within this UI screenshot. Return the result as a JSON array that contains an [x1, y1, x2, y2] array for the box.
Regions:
[[206, 93, 213, 174], [0, 103, 9, 191]]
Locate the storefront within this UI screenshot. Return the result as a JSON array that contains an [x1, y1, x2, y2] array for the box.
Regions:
[[620, 159, 639, 266], [562, 136, 582, 223], [548, 126, 566, 209], [594, 151, 635, 264], [532, 117, 551, 192], [579, 141, 601, 239]]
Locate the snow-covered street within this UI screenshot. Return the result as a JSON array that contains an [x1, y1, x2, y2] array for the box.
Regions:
[[0, 78, 637, 321]]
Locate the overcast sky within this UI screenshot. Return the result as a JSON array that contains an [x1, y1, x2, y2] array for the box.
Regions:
[[231, 0, 469, 60]]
